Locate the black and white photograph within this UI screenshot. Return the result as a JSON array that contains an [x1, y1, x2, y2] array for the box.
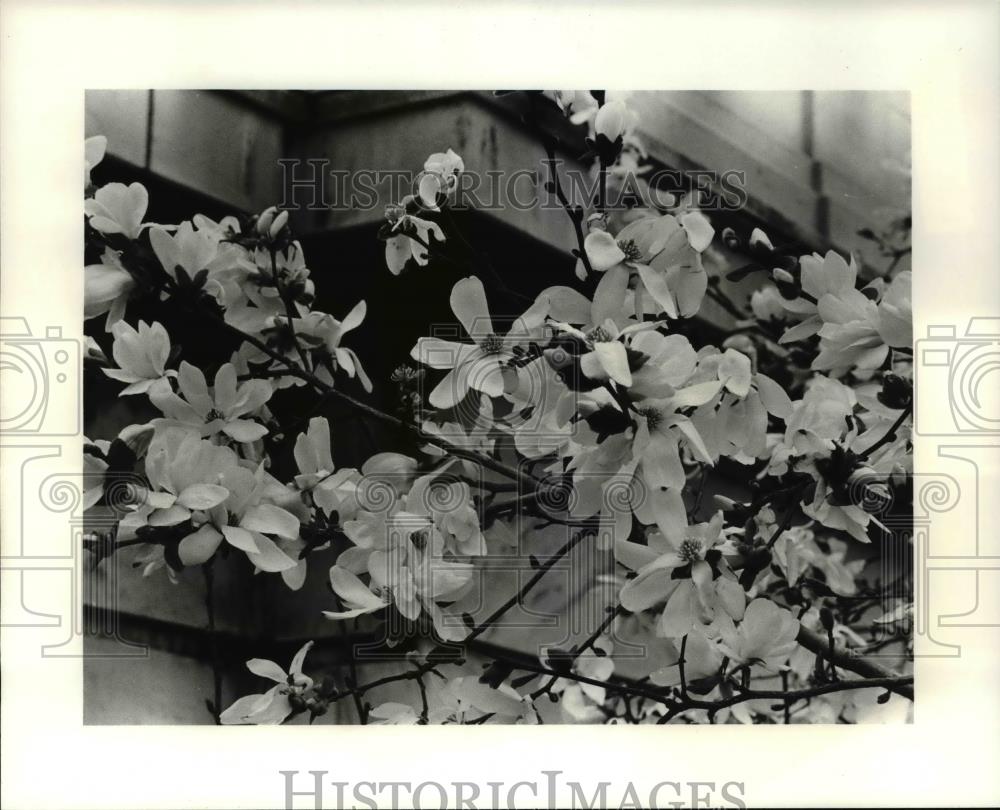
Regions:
[[80, 88, 915, 726], [2, 3, 999, 809]]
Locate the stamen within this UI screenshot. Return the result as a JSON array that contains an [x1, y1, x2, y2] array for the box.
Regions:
[[678, 538, 703, 563], [639, 407, 663, 431], [481, 334, 505, 355], [587, 326, 612, 343], [618, 239, 642, 262]]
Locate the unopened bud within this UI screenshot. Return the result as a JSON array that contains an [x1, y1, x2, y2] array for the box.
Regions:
[[256, 206, 277, 236], [268, 209, 288, 239], [721, 227, 740, 250], [772, 267, 795, 284], [713, 495, 738, 510], [878, 372, 912, 410], [819, 606, 835, 632], [749, 227, 774, 252], [594, 100, 628, 141], [385, 203, 404, 225]]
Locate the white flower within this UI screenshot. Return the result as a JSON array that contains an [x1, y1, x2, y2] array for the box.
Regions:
[[149, 221, 222, 288], [618, 513, 744, 640], [631, 393, 716, 495], [594, 100, 630, 141], [220, 642, 315, 725], [325, 523, 473, 641], [749, 284, 786, 321], [150, 361, 273, 442], [784, 375, 857, 455], [626, 331, 697, 399], [293, 417, 360, 520], [548, 266, 649, 388], [418, 148, 465, 209], [84, 182, 150, 240], [406, 470, 486, 557], [385, 211, 446, 274], [778, 250, 858, 343], [410, 276, 547, 408], [83, 444, 110, 510], [103, 320, 175, 395], [84, 135, 106, 186], [85, 249, 134, 329], [813, 271, 912, 372], [545, 637, 616, 723], [688, 351, 793, 462], [717, 598, 800, 671], [255, 206, 289, 240], [291, 300, 371, 391], [544, 90, 599, 125], [139, 428, 300, 572], [583, 210, 713, 318]]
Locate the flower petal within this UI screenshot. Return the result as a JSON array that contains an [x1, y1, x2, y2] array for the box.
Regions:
[[584, 230, 625, 273], [177, 483, 229, 510], [593, 341, 632, 387], [450, 276, 493, 344], [245, 533, 298, 572], [221, 525, 259, 553], [240, 504, 299, 539], [223, 419, 268, 442], [177, 524, 224, 566], [246, 658, 287, 683]]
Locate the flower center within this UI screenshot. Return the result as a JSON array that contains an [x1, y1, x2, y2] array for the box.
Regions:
[[481, 333, 505, 355], [587, 325, 612, 343], [391, 364, 419, 383], [639, 407, 663, 431], [618, 239, 642, 262], [678, 538, 703, 563], [206, 408, 224, 421], [384, 204, 404, 225]]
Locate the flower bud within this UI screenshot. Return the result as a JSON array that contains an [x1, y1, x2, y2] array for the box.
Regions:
[[713, 494, 739, 510], [384, 203, 404, 225], [749, 227, 774, 252], [256, 206, 277, 237], [772, 267, 795, 284], [819, 606, 836, 632], [721, 227, 740, 250], [268, 209, 289, 240], [878, 372, 912, 410], [594, 100, 628, 141]]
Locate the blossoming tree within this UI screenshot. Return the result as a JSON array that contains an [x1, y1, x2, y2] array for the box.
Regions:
[[83, 91, 913, 725]]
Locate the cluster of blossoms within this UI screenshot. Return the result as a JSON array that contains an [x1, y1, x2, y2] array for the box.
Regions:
[[83, 90, 913, 726]]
